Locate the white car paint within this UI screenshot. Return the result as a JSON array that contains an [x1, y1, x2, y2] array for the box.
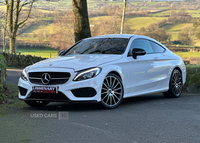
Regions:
[[18, 34, 186, 107], [28, 54, 123, 71]]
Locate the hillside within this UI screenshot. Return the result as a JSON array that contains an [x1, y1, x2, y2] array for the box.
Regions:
[[1, 0, 200, 50]]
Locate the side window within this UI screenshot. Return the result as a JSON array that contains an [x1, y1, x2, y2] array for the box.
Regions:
[[130, 39, 153, 54], [150, 41, 165, 53]]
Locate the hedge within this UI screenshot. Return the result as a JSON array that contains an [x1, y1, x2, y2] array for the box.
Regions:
[[0, 54, 6, 84], [184, 65, 200, 93], [0, 54, 6, 102], [1, 53, 46, 68]]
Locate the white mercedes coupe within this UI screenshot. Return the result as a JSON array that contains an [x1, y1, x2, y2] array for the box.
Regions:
[[18, 34, 186, 109]]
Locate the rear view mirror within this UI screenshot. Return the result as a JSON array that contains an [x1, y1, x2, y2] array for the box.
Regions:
[[132, 48, 146, 59]]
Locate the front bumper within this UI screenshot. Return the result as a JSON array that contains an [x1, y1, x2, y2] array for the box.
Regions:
[[18, 68, 104, 102]]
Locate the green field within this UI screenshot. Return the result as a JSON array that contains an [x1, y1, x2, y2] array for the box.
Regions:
[[163, 23, 192, 32], [174, 52, 200, 59], [90, 16, 115, 25], [152, 10, 170, 17], [126, 17, 166, 30], [31, 23, 55, 34], [33, 0, 71, 10], [186, 10, 200, 17], [88, 0, 124, 6], [162, 23, 193, 40], [175, 52, 200, 65], [16, 49, 58, 58]]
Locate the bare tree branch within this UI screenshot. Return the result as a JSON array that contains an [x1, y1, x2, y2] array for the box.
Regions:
[[19, 0, 32, 13], [13, 0, 20, 35], [18, 22, 26, 29], [5, 0, 36, 53], [5, 0, 8, 8], [18, 1, 33, 27]]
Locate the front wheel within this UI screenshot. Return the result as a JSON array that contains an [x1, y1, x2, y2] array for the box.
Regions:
[[101, 73, 124, 109], [24, 100, 50, 107], [163, 69, 183, 98]]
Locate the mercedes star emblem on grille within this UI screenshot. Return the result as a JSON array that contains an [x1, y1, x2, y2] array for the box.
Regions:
[[41, 73, 51, 85]]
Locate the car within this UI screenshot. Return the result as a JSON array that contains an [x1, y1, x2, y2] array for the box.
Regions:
[[18, 34, 186, 109]]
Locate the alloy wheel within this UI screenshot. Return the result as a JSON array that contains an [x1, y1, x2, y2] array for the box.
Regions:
[[171, 70, 182, 96], [101, 74, 123, 108]]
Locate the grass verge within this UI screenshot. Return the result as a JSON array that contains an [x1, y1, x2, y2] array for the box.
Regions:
[[0, 82, 27, 116]]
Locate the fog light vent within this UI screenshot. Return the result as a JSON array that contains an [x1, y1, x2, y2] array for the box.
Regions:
[[71, 88, 96, 97], [18, 86, 28, 96]]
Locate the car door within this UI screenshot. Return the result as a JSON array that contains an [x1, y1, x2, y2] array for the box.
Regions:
[[149, 40, 169, 90], [127, 39, 163, 94]]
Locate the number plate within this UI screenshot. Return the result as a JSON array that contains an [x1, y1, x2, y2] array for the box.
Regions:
[[32, 86, 58, 94]]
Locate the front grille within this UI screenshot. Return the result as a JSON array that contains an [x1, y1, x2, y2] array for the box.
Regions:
[[27, 92, 70, 101], [28, 72, 70, 85]]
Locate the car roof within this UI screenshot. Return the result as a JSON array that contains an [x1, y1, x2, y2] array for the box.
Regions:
[[87, 34, 154, 40]]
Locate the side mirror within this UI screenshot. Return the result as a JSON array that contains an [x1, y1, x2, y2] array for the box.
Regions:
[[132, 48, 146, 59]]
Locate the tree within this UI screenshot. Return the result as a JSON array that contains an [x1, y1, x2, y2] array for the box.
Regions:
[[91, 17, 131, 36], [135, 27, 170, 43], [71, 0, 91, 43], [178, 33, 192, 45], [0, 6, 7, 52], [2, 0, 35, 54], [150, 28, 170, 43], [193, 18, 200, 40], [145, 23, 159, 32], [2, 22, 7, 52], [178, 25, 194, 45], [178, 8, 186, 14], [49, 10, 74, 50]]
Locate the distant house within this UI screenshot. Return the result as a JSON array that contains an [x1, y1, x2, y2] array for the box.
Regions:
[[96, 4, 104, 6]]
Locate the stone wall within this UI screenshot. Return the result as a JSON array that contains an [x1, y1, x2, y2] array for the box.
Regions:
[[1, 53, 46, 68]]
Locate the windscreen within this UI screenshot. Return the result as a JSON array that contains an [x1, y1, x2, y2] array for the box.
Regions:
[[66, 38, 129, 55]]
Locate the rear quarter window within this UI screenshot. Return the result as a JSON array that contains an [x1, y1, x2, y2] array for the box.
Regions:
[[149, 41, 165, 53]]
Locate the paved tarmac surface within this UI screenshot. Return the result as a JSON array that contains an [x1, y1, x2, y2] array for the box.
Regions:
[[1, 69, 200, 143]]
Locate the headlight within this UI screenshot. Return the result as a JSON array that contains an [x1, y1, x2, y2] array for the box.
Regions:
[[21, 69, 28, 81], [73, 67, 101, 81]]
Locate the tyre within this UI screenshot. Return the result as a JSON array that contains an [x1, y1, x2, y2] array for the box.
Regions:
[[163, 69, 183, 98], [101, 73, 124, 109], [24, 100, 50, 107]]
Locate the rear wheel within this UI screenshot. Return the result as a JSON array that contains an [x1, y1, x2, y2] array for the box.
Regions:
[[163, 69, 183, 98], [101, 73, 124, 109], [24, 100, 50, 107]]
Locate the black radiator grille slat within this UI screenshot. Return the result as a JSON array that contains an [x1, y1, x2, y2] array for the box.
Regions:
[[28, 92, 70, 101], [28, 72, 70, 85]]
